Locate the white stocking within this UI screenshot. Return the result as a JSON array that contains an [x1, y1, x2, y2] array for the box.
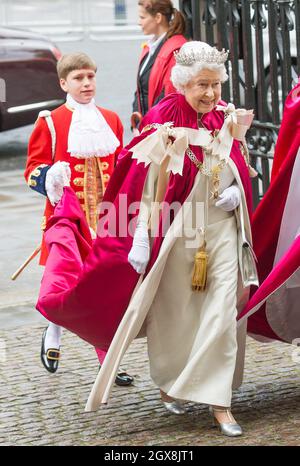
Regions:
[[44, 323, 62, 351]]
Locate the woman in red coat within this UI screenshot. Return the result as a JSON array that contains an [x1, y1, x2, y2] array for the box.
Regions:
[[131, 0, 187, 130]]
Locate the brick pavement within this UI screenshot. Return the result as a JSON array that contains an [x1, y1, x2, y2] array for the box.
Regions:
[[0, 324, 299, 446]]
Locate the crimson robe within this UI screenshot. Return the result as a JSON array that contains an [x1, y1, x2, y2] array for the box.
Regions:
[[240, 107, 300, 342], [36, 93, 252, 349], [271, 79, 300, 181]]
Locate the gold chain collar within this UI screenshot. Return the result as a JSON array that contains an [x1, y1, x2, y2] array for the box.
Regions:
[[186, 124, 227, 200]]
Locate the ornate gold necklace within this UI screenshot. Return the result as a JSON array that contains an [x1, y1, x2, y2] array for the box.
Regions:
[[186, 118, 227, 200]]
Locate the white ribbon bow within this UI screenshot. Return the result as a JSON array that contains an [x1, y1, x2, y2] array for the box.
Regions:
[[212, 103, 254, 161], [130, 106, 253, 175], [131, 122, 212, 175]]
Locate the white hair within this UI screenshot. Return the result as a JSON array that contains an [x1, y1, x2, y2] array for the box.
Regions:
[[171, 41, 228, 93]]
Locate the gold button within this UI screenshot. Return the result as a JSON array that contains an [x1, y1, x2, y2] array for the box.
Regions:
[[41, 216, 47, 231], [73, 177, 84, 186], [29, 179, 37, 187], [32, 169, 41, 177], [103, 174, 110, 182], [76, 192, 84, 199], [101, 162, 109, 170], [75, 164, 85, 173]]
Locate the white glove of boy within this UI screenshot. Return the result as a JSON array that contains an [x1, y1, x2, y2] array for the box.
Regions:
[[128, 220, 150, 274], [215, 184, 241, 211], [45, 161, 71, 206]]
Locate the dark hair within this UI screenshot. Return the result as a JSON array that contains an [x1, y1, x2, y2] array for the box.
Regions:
[[138, 0, 186, 38]]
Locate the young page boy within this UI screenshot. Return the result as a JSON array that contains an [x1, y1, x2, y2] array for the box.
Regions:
[[24, 52, 133, 386]]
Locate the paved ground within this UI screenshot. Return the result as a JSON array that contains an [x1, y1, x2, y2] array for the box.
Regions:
[[0, 325, 299, 446], [0, 168, 45, 327]]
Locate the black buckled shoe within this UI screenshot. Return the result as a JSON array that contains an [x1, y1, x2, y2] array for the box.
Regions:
[[115, 371, 134, 386], [98, 365, 134, 386], [40, 328, 61, 374]]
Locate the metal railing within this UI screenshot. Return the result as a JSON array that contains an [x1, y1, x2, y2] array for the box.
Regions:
[[180, 0, 300, 207]]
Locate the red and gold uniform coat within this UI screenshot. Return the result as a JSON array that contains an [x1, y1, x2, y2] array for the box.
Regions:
[[24, 103, 123, 264]]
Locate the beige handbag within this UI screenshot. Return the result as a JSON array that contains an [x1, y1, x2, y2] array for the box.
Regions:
[[237, 201, 259, 288]]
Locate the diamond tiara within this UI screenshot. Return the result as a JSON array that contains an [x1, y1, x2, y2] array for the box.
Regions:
[[174, 47, 228, 66]]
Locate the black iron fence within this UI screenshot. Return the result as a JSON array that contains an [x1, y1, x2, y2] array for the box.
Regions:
[[179, 0, 300, 207]]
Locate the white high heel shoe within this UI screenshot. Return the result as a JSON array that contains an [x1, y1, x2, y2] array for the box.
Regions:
[[209, 406, 243, 437]]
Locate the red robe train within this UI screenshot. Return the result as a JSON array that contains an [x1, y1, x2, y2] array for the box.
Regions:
[[24, 103, 123, 264], [271, 78, 300, 181], [240, 105, 300, 343]]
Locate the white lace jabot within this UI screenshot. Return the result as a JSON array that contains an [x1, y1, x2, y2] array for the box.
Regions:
[[66, 94, 120, 159]]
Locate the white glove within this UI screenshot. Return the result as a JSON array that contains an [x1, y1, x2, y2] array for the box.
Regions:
[[45, 161, 71, 206], [128, 220, 150, 274], [215, 184, 241, 211]]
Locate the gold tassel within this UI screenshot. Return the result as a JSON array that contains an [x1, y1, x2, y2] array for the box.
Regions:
[[191, 241, 208, 292]]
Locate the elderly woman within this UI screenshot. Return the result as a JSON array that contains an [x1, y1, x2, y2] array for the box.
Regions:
[[37, 42, 258, 437]]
